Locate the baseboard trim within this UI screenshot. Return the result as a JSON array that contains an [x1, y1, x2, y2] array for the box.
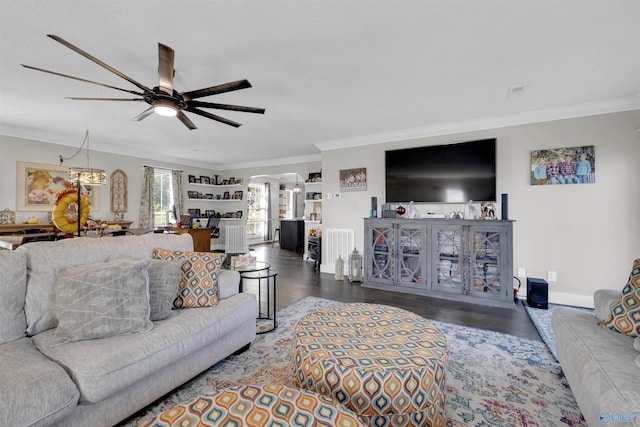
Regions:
[[548, 291, 594, 308]]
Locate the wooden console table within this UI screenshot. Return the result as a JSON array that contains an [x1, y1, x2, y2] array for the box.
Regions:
[[0, 221, 133, 235]]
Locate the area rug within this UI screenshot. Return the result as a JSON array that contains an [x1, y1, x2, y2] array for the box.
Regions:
[[522, 301, 594, 362], [118, 296, 585, 427]]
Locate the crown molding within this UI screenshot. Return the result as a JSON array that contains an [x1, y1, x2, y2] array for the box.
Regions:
[[315, 96, 640, 151]]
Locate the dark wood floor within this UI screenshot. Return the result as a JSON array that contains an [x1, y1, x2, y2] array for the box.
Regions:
[[247, 243, 542, 341]]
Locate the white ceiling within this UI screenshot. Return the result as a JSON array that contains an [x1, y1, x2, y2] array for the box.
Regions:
[[1, 0, 639, 170]]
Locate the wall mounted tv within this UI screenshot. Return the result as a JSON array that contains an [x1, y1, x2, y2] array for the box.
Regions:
[[385, 138, 496, 203]]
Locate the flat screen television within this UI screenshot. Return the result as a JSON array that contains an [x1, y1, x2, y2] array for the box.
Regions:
[[385, 139, 496, 203]]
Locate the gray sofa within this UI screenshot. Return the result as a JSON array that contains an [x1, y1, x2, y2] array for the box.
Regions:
[[552, 289, 640, 427], [0, 233, 258, 427]]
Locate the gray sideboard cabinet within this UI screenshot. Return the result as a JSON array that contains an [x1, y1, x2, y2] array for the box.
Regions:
[[364, 218, 514, 309]]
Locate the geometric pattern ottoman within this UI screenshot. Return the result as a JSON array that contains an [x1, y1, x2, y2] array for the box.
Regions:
[[138, 383, 367, 427], [292, 303, 448, 427]]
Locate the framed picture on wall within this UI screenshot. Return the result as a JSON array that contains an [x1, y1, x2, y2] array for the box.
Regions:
[[16, 161, 100, 211], [530, 146, 595, 185], [339, 167, 367, 192]]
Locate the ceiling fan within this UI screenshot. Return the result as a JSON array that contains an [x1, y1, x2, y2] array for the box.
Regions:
[[21, 35, 265, 130]]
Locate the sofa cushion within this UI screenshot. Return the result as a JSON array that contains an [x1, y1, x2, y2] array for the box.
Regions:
[[49, 259, 153, 347], [109, 255, 182, 321], [32, 292, 258, 404], [18, 233, 193, 336], [552, 307, 640, 426], [0, 251, 27, 344], [602, 258, 640, 337], [0, 337, 79, 426], [152, 249, 225, 308]]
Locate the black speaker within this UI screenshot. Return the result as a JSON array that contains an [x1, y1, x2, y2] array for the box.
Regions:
[[526, 277, 548, 309], [501, 193, 509, 220]]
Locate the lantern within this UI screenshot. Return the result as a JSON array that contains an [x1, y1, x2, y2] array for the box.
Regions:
[[335, 255, 345, 281], [348, 248, 363, 282]]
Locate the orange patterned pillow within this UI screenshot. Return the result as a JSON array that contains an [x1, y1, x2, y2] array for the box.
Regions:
[[602, 258, 640, 337], [152, 249, 226, 308]]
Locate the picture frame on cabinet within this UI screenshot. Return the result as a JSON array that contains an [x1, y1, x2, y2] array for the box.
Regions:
[[205, 193, 214, 199], [188, 208, 201, 219], [223, 191, 230, 199], [200, 176, 210, 185], [187, 190, 198, 199], [235, 210, 243, 218], [233, 190, 243, 200], [188, 175, 196, 183]]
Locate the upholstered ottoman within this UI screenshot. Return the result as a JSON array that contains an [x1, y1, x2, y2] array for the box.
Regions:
[[292, 303, 448, 427], [138, 383, 366, 427]]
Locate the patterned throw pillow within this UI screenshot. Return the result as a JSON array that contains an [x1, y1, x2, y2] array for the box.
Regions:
[[50, 259, 153, 347], [152, 249, 226, 308], [109, 255, 182, 321], [602, 258, 640, 337]]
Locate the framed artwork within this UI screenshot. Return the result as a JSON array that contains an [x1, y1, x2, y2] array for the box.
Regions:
[[339, 167, 367, 192], [16, 161, 100, 211], [188, 208, 201, 219], [109, 169, 127, 213], [223, 191, 230, 199], [188, 175, 196, 183], [530, 146, 595, 185], [236, 210, 243, 218], [307, 172, 322, 182], [200, 176, 210, 185], [233, 190, 243, 200], [204, 210, 216, 217]]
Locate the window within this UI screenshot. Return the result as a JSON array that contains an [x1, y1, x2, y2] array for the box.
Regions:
[[154, 169, 174, 226]]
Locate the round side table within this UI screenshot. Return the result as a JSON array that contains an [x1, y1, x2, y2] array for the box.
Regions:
[[240, 269, 278, 334]]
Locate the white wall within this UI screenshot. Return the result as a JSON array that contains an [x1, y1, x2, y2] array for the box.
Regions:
[[320, 111, 640, 307], [1, 134, 321, 246], [3, 111, 638, 306]]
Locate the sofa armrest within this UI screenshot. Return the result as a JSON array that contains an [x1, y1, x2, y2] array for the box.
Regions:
[[593, 289, 620, 322], [218, 269, 241, 300]]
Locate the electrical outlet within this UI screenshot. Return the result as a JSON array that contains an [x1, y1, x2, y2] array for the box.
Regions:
[[334, 193, 342, 199], [547, 271, 557, 282], [517, 267, 526, 277]]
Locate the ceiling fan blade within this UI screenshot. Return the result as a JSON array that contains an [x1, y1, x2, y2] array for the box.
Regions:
[[177, 111, 197, 130], [158, 43, 175, 95], [47, 34, 152, 92], [188, 100, 265, 114], [66, 97, 144, 101], [21, 64, 144, 96], [131, 107, 155, 122], [186, 107, 241, 127], [181, 79, 252, 100]]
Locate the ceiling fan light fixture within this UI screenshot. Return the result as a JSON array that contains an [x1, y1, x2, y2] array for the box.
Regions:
[[152, 99, 178, 117]]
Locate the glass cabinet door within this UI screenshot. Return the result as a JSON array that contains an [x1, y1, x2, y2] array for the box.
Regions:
[[431, 226, 464, 293], [468, 226, 505, 300], [397, 224, 424, 288], [366, 224, 395, 285]]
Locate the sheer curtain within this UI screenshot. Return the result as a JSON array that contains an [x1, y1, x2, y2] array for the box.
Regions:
[[139, 166, 155, 229], [171, 170, 184, 223]]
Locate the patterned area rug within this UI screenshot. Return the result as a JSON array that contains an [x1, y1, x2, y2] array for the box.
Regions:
[[522, 300, 594, 362], [119, 296, 586, 427]]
